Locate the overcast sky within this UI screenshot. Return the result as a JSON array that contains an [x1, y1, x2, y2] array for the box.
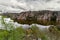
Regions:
[[0, 0, 60, 13]]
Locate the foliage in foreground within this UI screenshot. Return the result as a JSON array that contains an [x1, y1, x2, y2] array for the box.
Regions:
[[0, 16, 60, 40], [0, 16, 48, 40]]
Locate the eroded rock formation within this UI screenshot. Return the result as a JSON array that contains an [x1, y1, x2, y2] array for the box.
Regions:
[[1, 10, 60, 25]]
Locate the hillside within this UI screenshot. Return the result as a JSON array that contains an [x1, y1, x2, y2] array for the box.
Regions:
[[1, 10, 60, 25]]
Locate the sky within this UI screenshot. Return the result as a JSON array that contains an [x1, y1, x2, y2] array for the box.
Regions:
[[0, 0, 60, 13]]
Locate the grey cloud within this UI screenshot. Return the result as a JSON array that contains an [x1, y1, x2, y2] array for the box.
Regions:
[[0, 0, 60, 13]]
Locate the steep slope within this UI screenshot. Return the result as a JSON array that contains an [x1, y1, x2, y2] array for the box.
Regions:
[[1, 10, 60, 25]]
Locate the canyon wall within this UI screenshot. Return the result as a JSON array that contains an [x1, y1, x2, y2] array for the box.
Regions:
[[1, 10, 60, 25]]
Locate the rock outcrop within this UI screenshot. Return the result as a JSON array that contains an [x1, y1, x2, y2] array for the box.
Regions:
[[1, 10, 60, 25]]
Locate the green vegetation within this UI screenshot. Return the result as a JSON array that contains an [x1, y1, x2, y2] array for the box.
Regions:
[[0, 16, 60, 40]]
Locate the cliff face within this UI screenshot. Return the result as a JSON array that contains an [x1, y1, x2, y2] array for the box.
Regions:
[[1, 10, 60, 25], [16, 10, 60, 25]]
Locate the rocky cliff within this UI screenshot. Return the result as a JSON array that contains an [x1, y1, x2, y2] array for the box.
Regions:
[[1, 10, 60, 25]]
